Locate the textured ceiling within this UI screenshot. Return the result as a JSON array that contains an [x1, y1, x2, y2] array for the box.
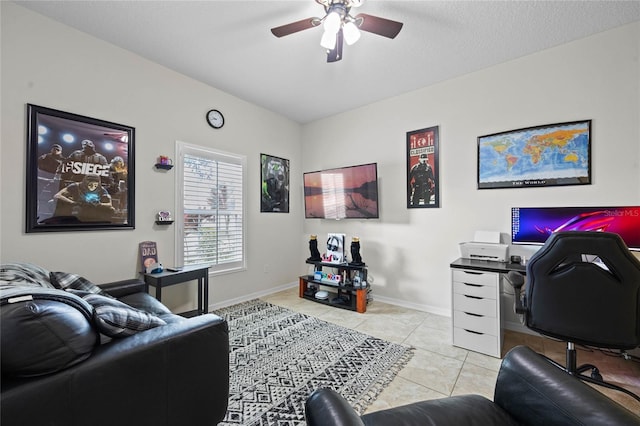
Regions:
[[14, 1, 640, 124]]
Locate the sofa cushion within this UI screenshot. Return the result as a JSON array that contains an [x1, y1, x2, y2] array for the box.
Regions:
[[0, 263, 54, 287], [69, 290, 166, 338], [49, 271, 110, 296], [119, 291, 185, 324], [0, 285, 98, 377]]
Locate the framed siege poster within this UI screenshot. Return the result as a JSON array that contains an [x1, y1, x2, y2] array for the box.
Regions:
[[406, 126, 440, 208], [26, 104, 135, 232]]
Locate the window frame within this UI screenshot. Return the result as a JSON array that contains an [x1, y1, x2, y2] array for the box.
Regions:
[[175, 141, 247, 275]]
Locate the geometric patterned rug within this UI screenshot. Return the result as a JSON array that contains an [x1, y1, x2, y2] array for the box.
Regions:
[[213, 299, 414, 426]]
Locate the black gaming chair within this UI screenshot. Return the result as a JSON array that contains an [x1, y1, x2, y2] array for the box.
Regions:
[[506, 231, 640, 401]]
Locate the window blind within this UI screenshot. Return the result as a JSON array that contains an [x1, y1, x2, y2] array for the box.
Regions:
[[177, 142, 245, 273]]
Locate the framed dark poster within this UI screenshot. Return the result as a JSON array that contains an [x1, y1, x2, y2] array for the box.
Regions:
[[407, 126, 440, 208], [260, 153, 289, 213], [26, 104, 135, 232]]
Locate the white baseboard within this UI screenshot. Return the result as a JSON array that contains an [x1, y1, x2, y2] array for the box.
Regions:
[[371, 294, 451, 317], [207, 281, 298, 311]]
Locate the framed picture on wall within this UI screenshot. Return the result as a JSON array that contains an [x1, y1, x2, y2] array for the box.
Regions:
[[406, 126, 440, 208], [26, 104, 135, 232], [260, 153, 290, 213], [477, 120, 592, 189]]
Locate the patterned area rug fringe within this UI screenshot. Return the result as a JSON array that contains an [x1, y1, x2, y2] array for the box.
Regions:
[[214, 299, 414, 426], [351, 347, 414, 414]]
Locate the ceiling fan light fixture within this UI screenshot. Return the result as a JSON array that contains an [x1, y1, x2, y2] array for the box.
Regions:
[[343, 20, 360, 45], [320, 29, 337, 49], [323, 10, 342, 33]]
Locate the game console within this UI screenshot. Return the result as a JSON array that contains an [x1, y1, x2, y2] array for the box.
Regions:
[[314, 290, 329, 300]]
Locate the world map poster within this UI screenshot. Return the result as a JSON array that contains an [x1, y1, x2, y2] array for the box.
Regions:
[[477, 120, 591, 189]]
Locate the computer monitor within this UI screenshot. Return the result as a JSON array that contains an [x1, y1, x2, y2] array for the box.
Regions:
[[511, 206, 640, 251]]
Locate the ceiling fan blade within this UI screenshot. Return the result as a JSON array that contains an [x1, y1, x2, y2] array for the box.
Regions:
[[354, 13, 403, 39], [327, 29, 344, 63], [271, 17, 320, 38]]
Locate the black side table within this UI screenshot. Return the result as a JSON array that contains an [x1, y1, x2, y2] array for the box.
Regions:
[[142, 265, 209, 317]]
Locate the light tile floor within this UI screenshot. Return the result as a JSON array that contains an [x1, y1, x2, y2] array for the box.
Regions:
[[262, 287, 640, 416]]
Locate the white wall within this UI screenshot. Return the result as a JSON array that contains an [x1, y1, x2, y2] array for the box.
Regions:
[[0, 3, 303, 311], [2, 3, 639, 316], [301, 22, 640, 315]]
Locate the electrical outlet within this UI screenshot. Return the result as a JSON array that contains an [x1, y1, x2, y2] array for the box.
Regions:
[[263, 264, 270, 273]]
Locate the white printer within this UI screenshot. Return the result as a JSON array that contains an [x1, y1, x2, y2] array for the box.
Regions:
[[459, 231, 509, 262]]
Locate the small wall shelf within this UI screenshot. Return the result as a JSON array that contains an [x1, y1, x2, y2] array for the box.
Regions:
[[155, 220, 174, 225], [155, 164, 173, 170]]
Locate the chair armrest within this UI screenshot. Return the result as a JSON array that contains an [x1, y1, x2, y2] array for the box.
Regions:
[[505, 271, 526, 314], [505, 270, 524, 289], [1, 314, 229, 426], [99, 278, 147, 298], [306, 389, 516, 426], [305, 388, 365, 426], [495, 346, 640, 426]]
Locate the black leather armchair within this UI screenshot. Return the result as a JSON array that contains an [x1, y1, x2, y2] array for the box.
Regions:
[[1, 278, 230, 426], [305, 345, 640, 425], [506, 231, 640, 401]]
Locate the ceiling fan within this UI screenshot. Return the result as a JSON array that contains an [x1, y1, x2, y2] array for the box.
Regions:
[[271, 0, 403, 63]]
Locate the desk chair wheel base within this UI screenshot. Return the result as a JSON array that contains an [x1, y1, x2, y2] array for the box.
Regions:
[[577, 369, 640, 402], [542, 347, 640, 402], [583, 366, 603, 382], [568, 347, 602, 380]]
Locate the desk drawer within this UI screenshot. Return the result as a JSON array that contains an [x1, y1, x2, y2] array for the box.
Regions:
[[453, 292, 497, 317], [453, 281, 497, 299], [452, 269, 498, 287], [454, 310, 499, 335], [453, 327, 500, 357]]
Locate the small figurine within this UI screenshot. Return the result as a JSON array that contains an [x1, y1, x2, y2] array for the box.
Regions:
[[158, 155, 173, 166], [307, 234, 322, 261], [157, 211, 173, 222], [349, 237, 365, 266]]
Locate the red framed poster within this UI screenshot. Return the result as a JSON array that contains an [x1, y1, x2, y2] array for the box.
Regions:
[[406, 126, 440, 208]]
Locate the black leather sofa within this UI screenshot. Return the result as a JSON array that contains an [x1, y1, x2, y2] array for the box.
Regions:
[[305, 345, 640, 426], [1, 275, 229, 426]]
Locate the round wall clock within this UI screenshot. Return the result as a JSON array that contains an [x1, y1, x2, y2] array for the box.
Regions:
[[206, 109, 224, 129]]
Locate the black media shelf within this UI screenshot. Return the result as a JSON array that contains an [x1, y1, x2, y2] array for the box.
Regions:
[[299, 261, 370, 313], [301, 294, 356, 311]]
